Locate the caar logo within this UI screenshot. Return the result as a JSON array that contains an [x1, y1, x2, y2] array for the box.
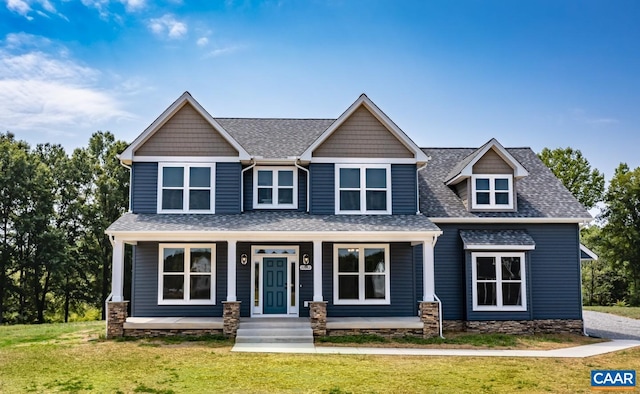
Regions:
[[591, 370, 636, 390]]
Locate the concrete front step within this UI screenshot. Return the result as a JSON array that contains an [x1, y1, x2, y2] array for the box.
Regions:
[[235, 318, 314, 344]]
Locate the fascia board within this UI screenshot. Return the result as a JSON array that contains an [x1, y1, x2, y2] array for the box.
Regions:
[[464, 244, 536, 251], [106, 230, 443, 243]]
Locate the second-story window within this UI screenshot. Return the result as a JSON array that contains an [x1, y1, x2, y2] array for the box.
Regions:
[[335, 165, 391, 214], [253, 167, 297, 209], [471, 175, 513, 210], [158, 163, 215, 213]]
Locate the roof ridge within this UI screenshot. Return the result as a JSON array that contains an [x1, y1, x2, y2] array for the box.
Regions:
[[214, 117, 336, 121]]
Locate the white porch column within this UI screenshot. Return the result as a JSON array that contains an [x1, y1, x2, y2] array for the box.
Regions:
[[227, 240, 237, 302], [111, 238, 125, 302], [423, 237, 436, 302], [313, 240, 323, 302]]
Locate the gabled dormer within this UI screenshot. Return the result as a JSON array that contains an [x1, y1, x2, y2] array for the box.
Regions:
[[300, 94, 430, 215], [445, 139, 529, 212], [119, 92, 250, 214]]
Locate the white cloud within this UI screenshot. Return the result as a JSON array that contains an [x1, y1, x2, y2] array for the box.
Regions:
[[204, 45, 242, 58], [571, 108, 620, 126], [6, 0, 33, 19], [0, 34, 133, 137], [120, 0, 145, 12], [197, 37, 208, 47], [148, 14, 188, 39]]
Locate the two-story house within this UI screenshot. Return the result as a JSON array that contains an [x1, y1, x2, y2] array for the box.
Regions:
[[105, 92, 592, 339]]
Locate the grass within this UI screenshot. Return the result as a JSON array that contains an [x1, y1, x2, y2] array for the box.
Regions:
[[0, 322, 638, 393], [584, 305, 640, 320], [316, 332, 601, 350]]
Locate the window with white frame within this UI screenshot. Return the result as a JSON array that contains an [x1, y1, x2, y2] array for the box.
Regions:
[[158, 244, 216, 305], [472, 252, 526, 311], [335, 165, 391, 214], [158, 164, 215, 213], [471, 175, 513, 209], [253, 167, 297, 209], [333, 244, 390, 305]]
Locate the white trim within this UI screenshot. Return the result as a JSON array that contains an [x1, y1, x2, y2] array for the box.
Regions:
[[423, 237, 437, 302], [252, 166, 298, 210], [119, 92, 250, 164], [106, 230, 443, 243], [311, 157, 419, 164], [157, 163, 215, 214], [471, 174, 514, 210], [335, 164, 391, 215], [429, 217, 592, 224], [333, 244, 390, 305], [465, 244, 536, 251], [157, 243, 216, 305], [471, 251, 527, 312], [250, 246, 299, 317], [111, 239, 125, 302], [133, 156, 240, 163], [313, 240, 323, 302], [445, 138, 529, 185], [580, 244, 599, 261], [227, 240, 237, 302], [300, 94, 429, 163]]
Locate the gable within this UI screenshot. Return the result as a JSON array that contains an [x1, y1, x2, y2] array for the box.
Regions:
[[135, 103, 239, 157], [312, 106, 414, 158], [472, 148, 514, 174]]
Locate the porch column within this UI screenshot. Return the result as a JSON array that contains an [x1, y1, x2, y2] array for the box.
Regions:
[[313, 240, 323, 301], [111, 238, 125, 302], [423, 236, 435, 302], [227, 240, 237, 302]]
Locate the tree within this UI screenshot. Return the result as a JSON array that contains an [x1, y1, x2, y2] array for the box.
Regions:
[[600, 163, 640, 305], [539, 147, 605, 209]]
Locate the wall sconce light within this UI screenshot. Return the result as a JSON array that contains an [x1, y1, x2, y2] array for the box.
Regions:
[[303, 254, 310, 265], [241, 253, 248, 265]]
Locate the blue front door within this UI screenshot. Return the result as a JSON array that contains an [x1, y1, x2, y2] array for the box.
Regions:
[[263, 257, 288, 314]]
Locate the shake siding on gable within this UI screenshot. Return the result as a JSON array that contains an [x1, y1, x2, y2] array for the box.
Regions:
[[131, 242, 227, 317], [322, 242, 417, 317], [215, 162, 241, 214], [472, 149, 514, 174], [134, 103, 239, 157], [312, 106, 414, 158], [131, 162, 158, 214]]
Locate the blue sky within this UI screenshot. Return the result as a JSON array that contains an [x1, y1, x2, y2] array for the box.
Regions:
[[1, 0, 638, 180]]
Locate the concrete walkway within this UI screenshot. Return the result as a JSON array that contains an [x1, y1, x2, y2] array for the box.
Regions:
[[584, 310, 640, 340], [231, 339, 640, 357]]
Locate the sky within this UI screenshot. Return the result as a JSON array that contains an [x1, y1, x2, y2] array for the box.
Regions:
[[1, 0, 639, 181]]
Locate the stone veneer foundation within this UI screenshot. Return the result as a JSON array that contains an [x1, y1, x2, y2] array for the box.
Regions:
[[309, 301, 327, 336], [106, 301, 129, 339], [419, 301, 440, 338], [443, 319, 584, 334], [223, 301, 241, 337], [123, 329, 223, 338]]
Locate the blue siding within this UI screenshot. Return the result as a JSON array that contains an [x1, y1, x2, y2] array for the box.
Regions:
[[391, 164, 417, 214], [310, 163, 335, 214], [237, 243, 251, 317], [215, 162, 241, 214], [131, 162, 157, 214], [131, 242, 226, 317], [298, 169, 308, 212], [433, 223, 582, 322], [242, 169, 253, 212], [324, 242, 418, 317]]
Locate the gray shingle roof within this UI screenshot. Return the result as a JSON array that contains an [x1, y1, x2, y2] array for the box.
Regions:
[[107, 211, 441, 233], [459, 229, 535, 248], [420, 147, 592, 219], [215, 118, 335, 158], [444, 139, 494, 183]]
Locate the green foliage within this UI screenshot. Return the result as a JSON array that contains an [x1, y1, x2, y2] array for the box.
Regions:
[[538, 147, 605, 209]]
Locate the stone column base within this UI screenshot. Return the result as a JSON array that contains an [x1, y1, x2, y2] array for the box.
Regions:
[[223, 301, 241, 337], [107, 301, 129, 339], [309, 301, 327, 336], [419, 301, 440, 338]]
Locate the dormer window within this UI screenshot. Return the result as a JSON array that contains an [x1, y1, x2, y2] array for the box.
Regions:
[[471, 175, 513, 210], [335, 164, 391, 214], [253, 167, 297, 209]]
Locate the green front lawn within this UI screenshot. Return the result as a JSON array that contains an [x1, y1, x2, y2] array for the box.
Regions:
[[0, 321, 638, 393], [584, 306, 640, 320]]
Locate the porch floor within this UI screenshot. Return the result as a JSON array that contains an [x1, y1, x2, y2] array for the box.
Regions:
[[122, 316, 422, 330]]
